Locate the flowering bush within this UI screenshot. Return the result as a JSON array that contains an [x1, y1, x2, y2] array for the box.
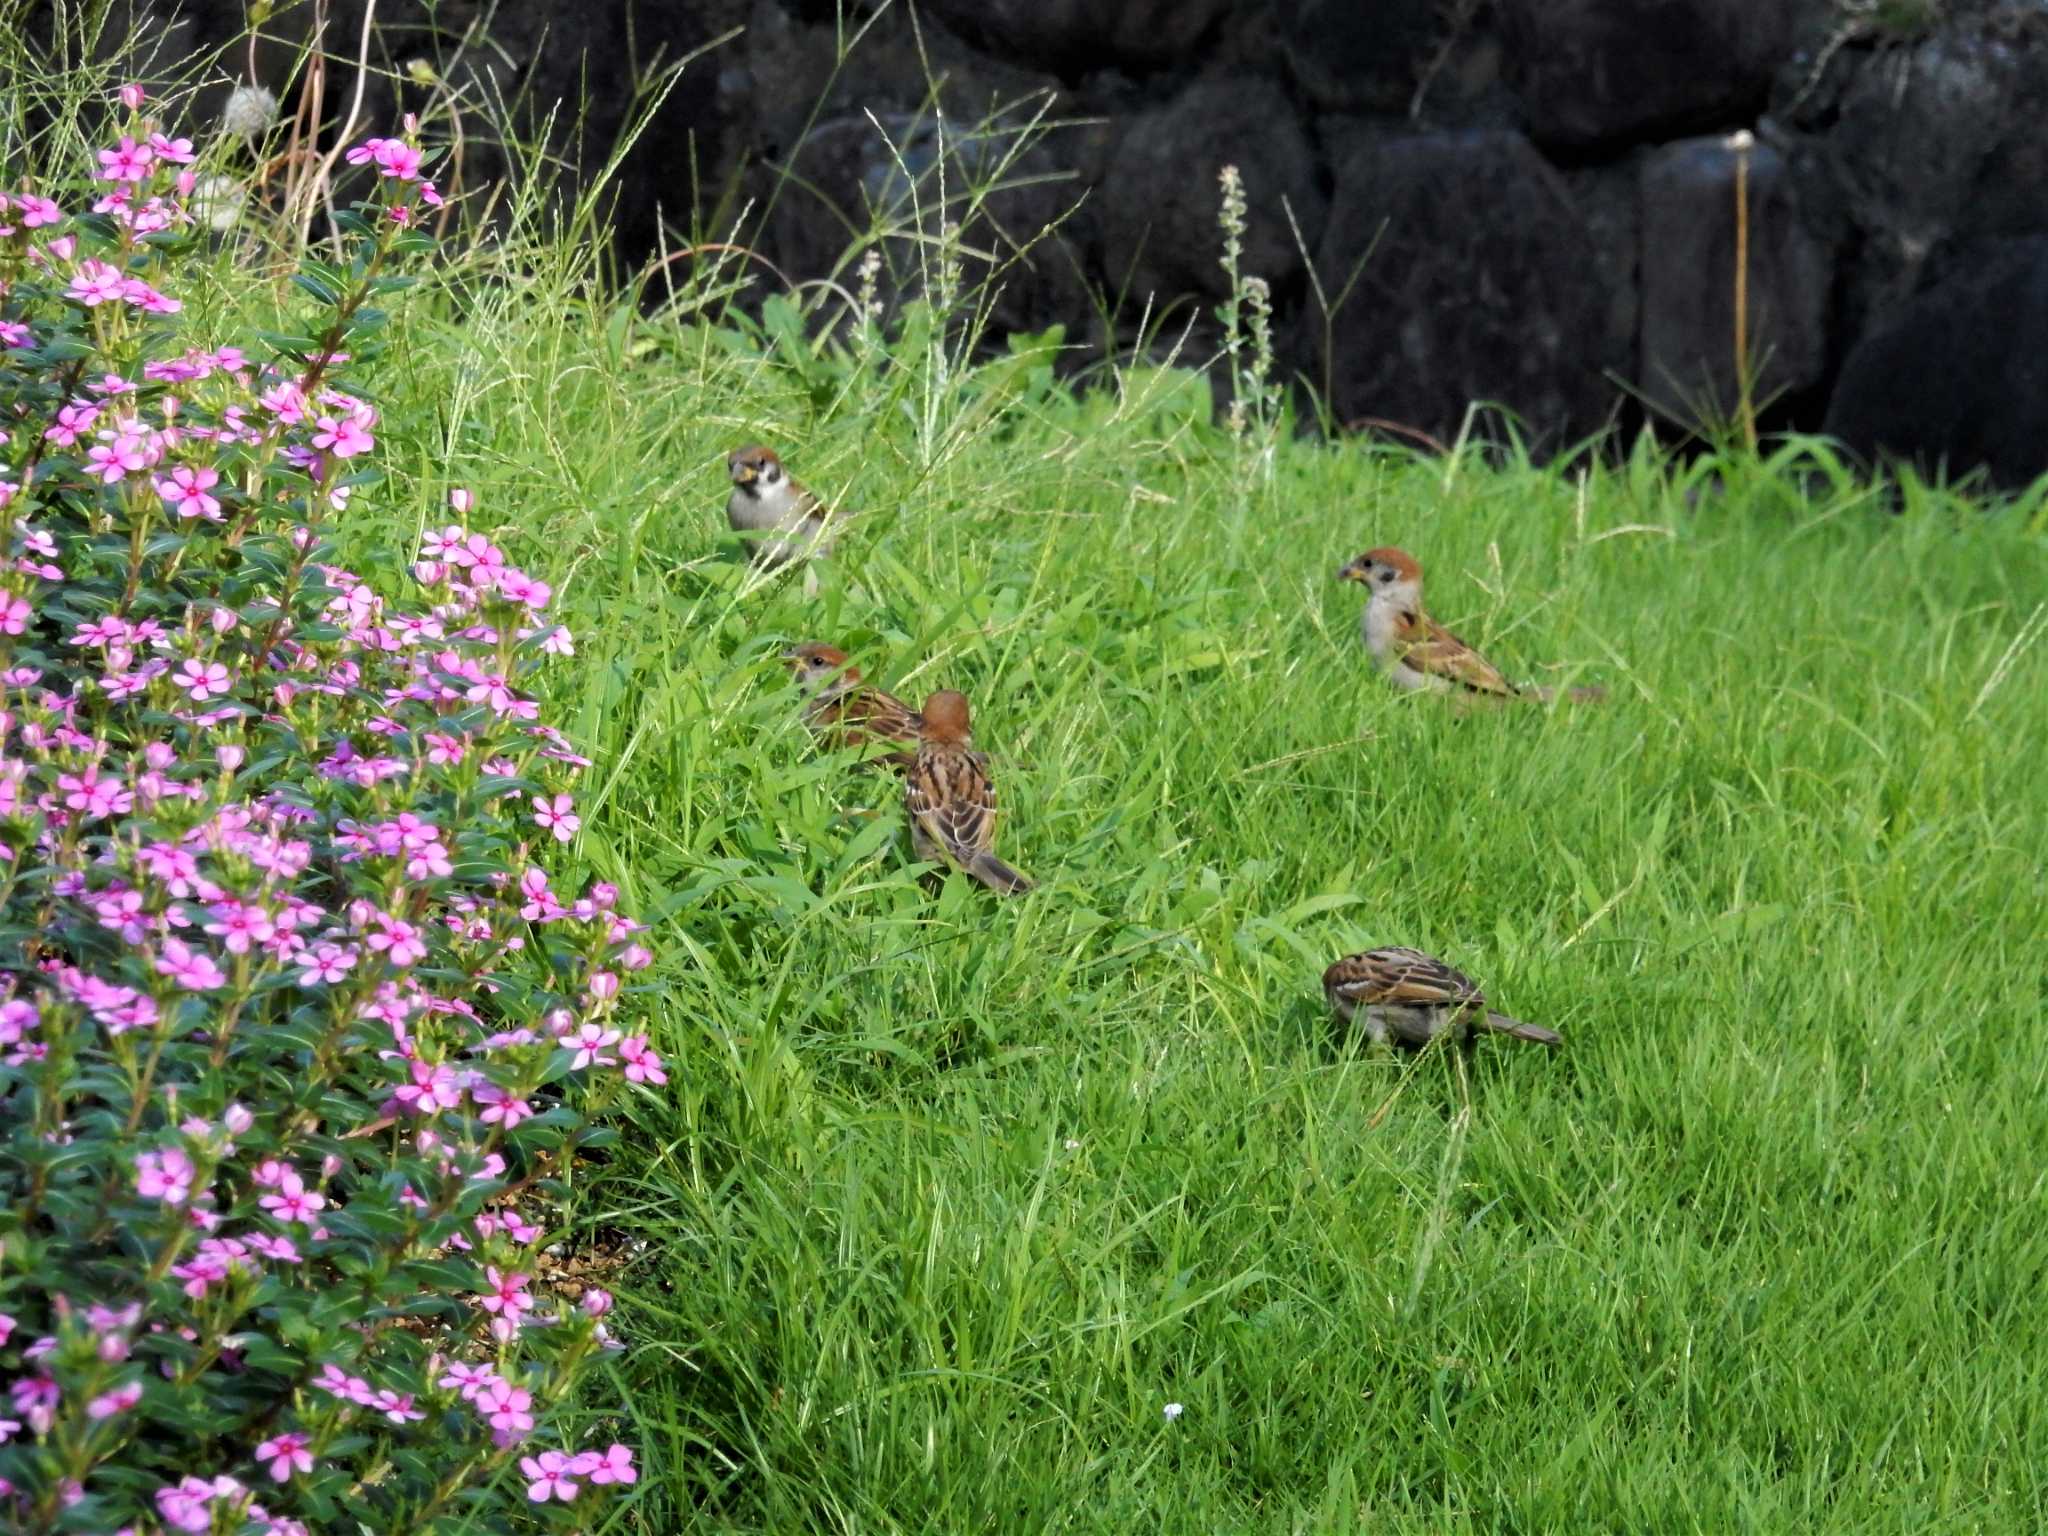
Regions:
[[0, 94, 662, 1532]]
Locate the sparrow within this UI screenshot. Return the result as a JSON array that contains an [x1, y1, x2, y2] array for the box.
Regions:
[[726, 444, 840, 571], [782, 642, 922, 769], [903, 689, 1034, 895], [1322, 945, 1562, 1048], [1337, 547, 1605, 703]]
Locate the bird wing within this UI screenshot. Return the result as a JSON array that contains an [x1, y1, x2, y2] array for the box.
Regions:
[[1397, 615, 1518, 697], [848, 686, 923, 754], [905, 746, 997, 861], [1323, 946, 1485, 1009]]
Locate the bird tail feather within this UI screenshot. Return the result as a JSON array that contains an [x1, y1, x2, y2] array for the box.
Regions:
[[1478, 1010, 1563, 1046], [968, 853, 1035, 895]]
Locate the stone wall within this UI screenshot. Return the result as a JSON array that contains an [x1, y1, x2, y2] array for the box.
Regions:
[[53, 0, 2048, 483]]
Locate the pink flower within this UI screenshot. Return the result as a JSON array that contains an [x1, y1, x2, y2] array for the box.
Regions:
[[85, 433, 151, 481], [157, 464, 223, 520], [254, 1432, 314, 1482], [370, 138, 424, 181], [155, 1477, 217, 1533], [620, 1035, 667, 1086], [173, 658, 232, 701], [0, 594, 30, 635], [118, 82, 148, 110], [135, 1147, 196, 1204], [97, 136, 154, 182], [586, 1442, 637, 1485], [365, 913, 427, 967], [258, 1170, 326, 1226], [11, 1374, 58, 1435], [372, 1389, 423, 1423], [520, 1450, 580, 1503], [156, 937, 227, 991], [58, 766, 133, 820], [149, 130, 197, 164], [474, 1084, 535, 1127], [478, 1266, 532, 1320], [393, 1058, 461, 1115], [437, 1361, 494, 1400], [531, 792, 579, 843], [18, 194, 61, 227], [296, 942, 359, 986], [246, 1232, 301, 1263], [566, 1022, 621, 1070], [68, 258, 128, 306], [580, 1288, 614, 1319], [477, 1376, 534, 1437], [87, 1381, 142, 1419], [309, 413, 372, 458]]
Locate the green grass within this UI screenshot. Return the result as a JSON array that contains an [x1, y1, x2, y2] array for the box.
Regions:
[[84, 76, 2044, 1517], [332, 262, 2048, 1533]]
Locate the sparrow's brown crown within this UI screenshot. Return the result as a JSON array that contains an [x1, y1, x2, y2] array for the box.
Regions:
[[728, 443, 783, 486], [1339, 545, 1424, 586], [919, 689, 972, 741], [783, 641, 849, 668]]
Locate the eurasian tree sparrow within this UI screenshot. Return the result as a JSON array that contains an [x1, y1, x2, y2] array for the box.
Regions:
[[1323, 945, 1562, 1048], [727, 444, 840, 572], [904, 689, 1035, 895], [782, 642, 922, 769], [1337, 546, 1605, 703]]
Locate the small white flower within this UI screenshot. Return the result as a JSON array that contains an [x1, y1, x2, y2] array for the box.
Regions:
[[1062, 1138, 1081, 1151], [1162, 1402, 1184, 1422]]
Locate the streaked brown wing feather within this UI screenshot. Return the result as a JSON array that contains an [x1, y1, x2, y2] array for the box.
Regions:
[[847, 686, 922, 753], [1399, 617, 1517, 697], [1323, 946, 1485, 1009], [807, 684, 922, 761], [905, 746, 997, 861]]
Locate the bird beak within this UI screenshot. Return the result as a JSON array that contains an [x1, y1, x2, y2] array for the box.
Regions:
[[1337, 560, 1366, 584], [731, 464, 756, 485]]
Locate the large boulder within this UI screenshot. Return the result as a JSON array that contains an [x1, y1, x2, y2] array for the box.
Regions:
[[1500, 0, 1819, 149], [917, 0, 1235, 76], [1098, 78, 1325, 308], [1313, 130, 1629, 448], [1823, 237, 2048, 489], [1638, 136, 1832, 427], [754, 107, 1098, 343], [1275, 0, 1449, 114], [1773, 22, 2048, 347]]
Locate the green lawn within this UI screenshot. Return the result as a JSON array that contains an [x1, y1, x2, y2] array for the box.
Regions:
[[353, 262, 2048, 1533]]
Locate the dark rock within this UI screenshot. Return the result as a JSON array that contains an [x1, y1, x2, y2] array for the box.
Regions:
[[1638, 136, 1832, 427], [1276, 0, 1447, 114], [918, 0, 1235, 77], [1313, 130, 1626, 448], [1561, 156, 1644, 407], [1823, 236, 2048, 489], [1773, 24, 2048, 348], [754, 108, 1097, 344], [1500, 0, 1822, 149], [1099, 78, 1325, 310]]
